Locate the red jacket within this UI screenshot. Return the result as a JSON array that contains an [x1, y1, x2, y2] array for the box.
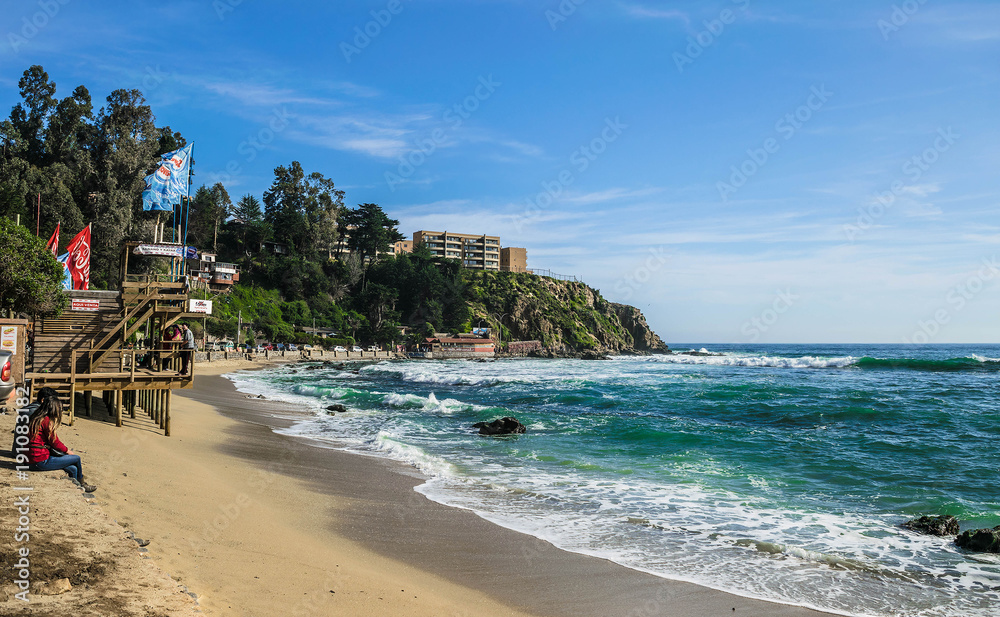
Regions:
[[28, 417, 68, 464]]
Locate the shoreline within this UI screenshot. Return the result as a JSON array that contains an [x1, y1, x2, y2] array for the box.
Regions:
[[181, 359, 837, 617]]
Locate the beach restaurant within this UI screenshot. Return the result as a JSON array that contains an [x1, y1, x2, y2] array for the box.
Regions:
[[414, 336, 495, 359]]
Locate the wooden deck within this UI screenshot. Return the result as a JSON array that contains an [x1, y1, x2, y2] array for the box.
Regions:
[[28, 245, 200, 436]]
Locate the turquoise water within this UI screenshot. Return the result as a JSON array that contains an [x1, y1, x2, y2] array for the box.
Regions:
[[228, 344, 1000, 617]]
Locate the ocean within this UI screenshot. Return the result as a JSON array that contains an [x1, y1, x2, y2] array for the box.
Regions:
[[227, 344, 1000, 617]]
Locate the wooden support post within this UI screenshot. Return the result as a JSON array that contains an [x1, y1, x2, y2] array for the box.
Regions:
[[69, 383, 76, 426], [84, 391, 92, 417], [164, 390, 171, 437], [129, 389, 136, 419], [115, 389, 122, 427]]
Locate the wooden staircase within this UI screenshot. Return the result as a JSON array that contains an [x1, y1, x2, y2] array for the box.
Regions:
[[28, 264, 198, 436]]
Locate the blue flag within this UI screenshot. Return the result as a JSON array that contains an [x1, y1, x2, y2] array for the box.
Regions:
[[142, 143, 194, 211], [56, 252, 72, 290]]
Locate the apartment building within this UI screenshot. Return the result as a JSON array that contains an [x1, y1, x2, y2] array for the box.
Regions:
[[189, 252, 240, 291], [413, 231, 500, 270], [394, 240, 413, 255], [500, 247, 528, 273]]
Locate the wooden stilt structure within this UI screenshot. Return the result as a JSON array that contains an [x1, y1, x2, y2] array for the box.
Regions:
[[27, 244, 200, 436]]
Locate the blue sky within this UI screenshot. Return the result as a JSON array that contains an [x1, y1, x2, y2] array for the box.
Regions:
[[3, 0, 999, 344]]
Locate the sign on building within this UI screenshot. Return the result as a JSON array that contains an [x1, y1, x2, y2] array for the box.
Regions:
[[1, 326, 17, 355], [188, 299, 213, 314], [70, 298, 101, 311]]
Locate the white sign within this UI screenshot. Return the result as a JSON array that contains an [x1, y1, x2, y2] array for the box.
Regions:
[[71, 298, 100, 311], [1, 326, 17, 356], [133, 244, 198, 258], [188, 299, 213, 314]]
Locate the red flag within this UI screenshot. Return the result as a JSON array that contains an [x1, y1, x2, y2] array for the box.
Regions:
[[45, 223, 60, 257], [65, 224, 91, 290]]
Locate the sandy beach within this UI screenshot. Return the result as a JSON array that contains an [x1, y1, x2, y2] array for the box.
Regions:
[[2, 357, 839, 617]]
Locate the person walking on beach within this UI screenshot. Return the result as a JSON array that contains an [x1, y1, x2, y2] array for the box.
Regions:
[[180, 323, 195, 376], [26, 390, 97, 493]]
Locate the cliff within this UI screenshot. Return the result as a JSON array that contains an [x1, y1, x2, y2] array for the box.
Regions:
[[464, 271, 668, 354]]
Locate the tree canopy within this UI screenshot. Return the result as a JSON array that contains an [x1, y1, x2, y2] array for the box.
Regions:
[[0, 217, 67, 316], [0, 65, 184, 288]]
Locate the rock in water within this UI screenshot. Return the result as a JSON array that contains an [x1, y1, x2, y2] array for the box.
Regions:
[[326, 404, 347, 413], [955, 526, 1000, 553], [472, 417, 526, 436], [902, 515, 960, 536]]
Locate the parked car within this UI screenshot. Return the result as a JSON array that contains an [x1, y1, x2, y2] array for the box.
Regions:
[[287, 344, 298, 351], [276, 343, 285, 351], [0, 350, 14, 403], [301, 344, 313, 351], [367, 346, 379, 352], [351, 346, 363, 352], [333, 346, 347, 352]]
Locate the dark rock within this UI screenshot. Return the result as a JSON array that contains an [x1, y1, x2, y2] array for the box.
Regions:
[[902, 515, 960, 536], [528, 349, 557, 359], [326, 404, 347, 413], [955, 526, 1000, 553], [472, 417, 526, 436], [609, 302, 669, 353], [579, 350, 608, 360]]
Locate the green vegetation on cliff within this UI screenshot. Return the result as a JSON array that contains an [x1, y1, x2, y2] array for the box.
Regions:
[[465, 271, 667, 353]]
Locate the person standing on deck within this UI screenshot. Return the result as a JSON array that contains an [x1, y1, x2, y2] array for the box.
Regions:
[[180, 323, 195, 376]]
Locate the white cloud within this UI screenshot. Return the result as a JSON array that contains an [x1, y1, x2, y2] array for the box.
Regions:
[[198, 80, 338, 107]]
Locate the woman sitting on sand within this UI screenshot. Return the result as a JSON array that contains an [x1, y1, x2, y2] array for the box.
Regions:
[[26, 392, 97, 493]]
